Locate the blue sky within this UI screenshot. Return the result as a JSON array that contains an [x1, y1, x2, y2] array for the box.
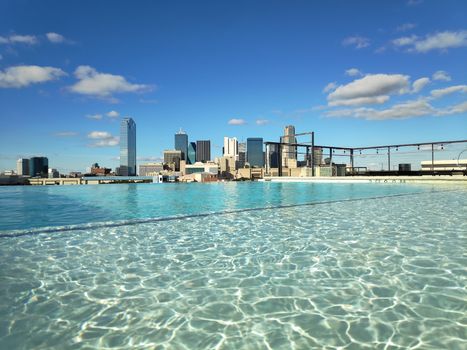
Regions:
[[0, 0, 466, 172]]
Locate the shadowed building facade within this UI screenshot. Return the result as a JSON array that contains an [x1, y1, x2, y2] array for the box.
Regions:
[[196, 140, 211, 163]]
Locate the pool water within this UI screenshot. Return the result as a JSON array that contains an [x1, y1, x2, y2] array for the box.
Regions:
[[0, 182, 466, 349]]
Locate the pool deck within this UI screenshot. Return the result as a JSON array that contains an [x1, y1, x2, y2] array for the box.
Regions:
[[261, 176, 467, 184]]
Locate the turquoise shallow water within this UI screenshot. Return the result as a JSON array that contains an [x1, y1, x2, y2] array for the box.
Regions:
[[0, 182, 440, 233], [0, 182, 466, 349]]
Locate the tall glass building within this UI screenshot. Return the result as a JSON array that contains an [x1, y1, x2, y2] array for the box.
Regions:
[[247, 138, 264, 167], [187, 142, 196, 164], [28, 157, 48, 177], [120, 118, 137, 176], [196, 140, 211, 163], [174, 130, 188, 161], [237, 142, 246, 168]]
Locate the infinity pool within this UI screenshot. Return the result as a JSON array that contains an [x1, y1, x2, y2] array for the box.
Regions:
[[0, 182, 466, 349]]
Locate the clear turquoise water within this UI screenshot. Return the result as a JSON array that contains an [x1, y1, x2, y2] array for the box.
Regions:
[[0, 182, 466, 349], [0, 182, 438, 233]]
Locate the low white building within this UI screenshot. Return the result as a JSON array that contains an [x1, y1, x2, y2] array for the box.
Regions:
[[421, 159, 467, 171], [185, 162, 218, 175]]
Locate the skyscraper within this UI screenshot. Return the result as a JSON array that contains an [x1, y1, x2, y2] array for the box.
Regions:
[[223, 137, 238, 158], [266, 143, 280, 169], [282, 125, 297, 168], [247, 138, 264, 167], [163, 150, 182, 171], [174, 129, 188, 161], [16, 158, 29, 176], [187, 142, 196, 164], [119, 117, 136, 176], [29, 157, 48, 177], [237, 142, 246, 168], [196, 140, 211, 162]]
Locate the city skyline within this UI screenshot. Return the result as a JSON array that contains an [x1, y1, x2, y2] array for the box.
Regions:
[[1, 0, 467, 172]]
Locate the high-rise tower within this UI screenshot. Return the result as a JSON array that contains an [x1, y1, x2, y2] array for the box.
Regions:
[[174, 129, 188, 161], [247, 138, 264, 168], [223, 137, 238, 159], [281, 125, 297, 168], [196, 140, 211, 163], [119, 117, 136, 176]]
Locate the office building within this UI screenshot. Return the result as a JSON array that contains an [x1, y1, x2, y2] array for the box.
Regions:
[[237, 142, 246, 168], [16, 158, 29, 176], [90, 163, 111, 176], [29, 157, 48, 177], [219, 156, 236, 179], [139, 163, 164, 176], [174, 129, 188, 161], [196, 140, 211, 162], [187, 142, 196, 164], [282, 125, 297, 168], [164, 150, 182, 171], [119, 117, 136, 176], [247, 138, 264, 168], [266, 143, 280, 169], [185, 162, 218, 175], [48, 168, 59, 178], [223, 137, 238, 158], [421, 159, 467, 171]]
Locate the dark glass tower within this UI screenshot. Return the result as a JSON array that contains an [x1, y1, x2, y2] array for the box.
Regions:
[[196, 140, 211, 163], [29, 157, 48, 177], [120, 118, 136, 176], [247, 138, 264, 167], [187, 142, 196, 164], [174, 130, 188, 161]]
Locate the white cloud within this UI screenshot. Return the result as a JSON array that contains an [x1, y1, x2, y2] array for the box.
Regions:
[[8, 34, 38, 45], [325, 98, 467, 120], [342, 36, 370, 49], [432, 70, 451, 81], [392, 35, 418, 47], [395, 30, 467, 53], [323, 82, 337, 93], [55, 131, 78, 137], [0, 65, 66, 88], [396, 23, 417, 32], [411, 77, 430, 93], [345, 68, 362, 77], [326, 99, 435, 120], [69, 65, 151, 99], [256, 119, 270, 125], [327, 74, 410, 106], [106, 110, 119, 118], [430, 85, 467, 99], [87, 131, 119, 147], [228, 118, 247, 125], [86, 114, 103, 120], [46, 32, 65, 43], [329, 96, 390, 107], [88, 131, 112, 139], [439, 101, 467, 115], [0, 36, 8, 44]]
